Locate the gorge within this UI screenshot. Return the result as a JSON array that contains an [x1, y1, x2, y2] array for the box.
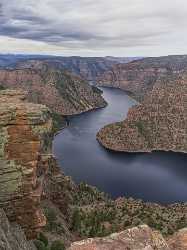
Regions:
[[0, 55, 187, 249], [53, 87, 187, 204]]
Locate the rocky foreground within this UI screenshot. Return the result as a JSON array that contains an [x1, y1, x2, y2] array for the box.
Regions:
[[69, 225, 187, 250], [0, 89, 187, 249], [0, 89, 53, 238], [97, 71, 187, 153], [0, 61, 107, 116]]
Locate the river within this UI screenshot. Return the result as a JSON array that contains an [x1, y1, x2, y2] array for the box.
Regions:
[[53, 87, 187, 204]]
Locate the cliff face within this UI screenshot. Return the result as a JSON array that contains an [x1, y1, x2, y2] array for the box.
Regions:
[[97, 72, 187, 152], [0, 63, 107, 116], [15, 57, 139, 82], [0, 89, 187, 249], [0, 89, 53, 238], [0, 209, 36, 250], [98, 55, 187, 101]]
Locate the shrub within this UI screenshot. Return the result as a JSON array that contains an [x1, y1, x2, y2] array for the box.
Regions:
[[50, 240, 65, 250], [38, 232, 48, 246], [34, 240, 47, 250]]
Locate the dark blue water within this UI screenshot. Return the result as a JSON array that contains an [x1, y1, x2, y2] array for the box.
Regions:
[[53, 87, 187, 204]]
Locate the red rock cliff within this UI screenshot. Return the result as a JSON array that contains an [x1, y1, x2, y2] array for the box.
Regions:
[[0, 89, 53, 238], [97, 72, 187, 153]]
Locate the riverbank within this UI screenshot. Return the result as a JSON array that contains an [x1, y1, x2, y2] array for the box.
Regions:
[[97, 75, 187, 154], [53, 87, 187, 204]]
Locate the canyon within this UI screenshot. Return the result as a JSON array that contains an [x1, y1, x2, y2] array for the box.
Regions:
[[97, 55, 187, 101], [0, 54, 139, 82], [97, 57, 187, 153], [0, 55, 186, 249], [0, 88, 186, 249], [0, 61, 107, 116]]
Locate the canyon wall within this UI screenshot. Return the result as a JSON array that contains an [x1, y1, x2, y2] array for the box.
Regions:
[[0, 89, 187, 249], [98, 55, 187, 101], [14, 56, 140, 82], [0, 209, 36, 250], [0, 62, 107, 116], [0, 89, 53, 238], [97, 72, 187, 152]]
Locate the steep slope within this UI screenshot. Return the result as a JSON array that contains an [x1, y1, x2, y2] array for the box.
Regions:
[[0, 89, 187, 249], [15, 56, 140, 82], [98, 55, 187, 101], [0, 54, 54, 68], [0, 89, 53, 238], [0, 209, 36, 250], [97, 72, 187, 152], [0, 63, 107, 115]]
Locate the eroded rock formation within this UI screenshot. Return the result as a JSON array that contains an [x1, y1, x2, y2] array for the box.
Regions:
[[98, 55, 187, 101], [14, 56, 140, 82], [0, 89, 53, 238], [0, 89, 187, 249], [69, 224, 187, 250], [0, 209, 36, 250], [97, 72, 187, 152], [0, 63, 107, 115]]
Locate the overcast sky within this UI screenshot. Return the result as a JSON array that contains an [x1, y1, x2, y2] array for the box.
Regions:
[[0, 0, 187, 57]]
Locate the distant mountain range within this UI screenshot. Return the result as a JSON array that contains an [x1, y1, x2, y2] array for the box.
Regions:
[[97, 55, 187, 101], [0, 54, 141, 82]]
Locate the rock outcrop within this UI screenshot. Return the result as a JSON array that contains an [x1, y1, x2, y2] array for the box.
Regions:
[[0, 209, 36, 250], [98, 55, 187, 101], [69, 225, 187, 250], [0, 63, 107, 116], [97, 72, 187, 152], [68, 225, 171, 250], [0, 89, 53, 238], [168, 228, 187, 250]]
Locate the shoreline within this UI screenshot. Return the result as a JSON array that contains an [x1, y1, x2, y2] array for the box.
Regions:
[[96, 135, 187, 154]]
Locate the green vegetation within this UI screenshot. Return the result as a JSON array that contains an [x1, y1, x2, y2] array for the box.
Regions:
[[43, 207, 65, 234], [34, 240, 48, 250], [42, 180, 187, 242], [70, 192, 187, 238], [72, 182, 109, 206], [135, 121, 152, 147], [0, 85, 6, 90], [34, 233, 65, 250], [51, 112, 67, 133], [38, 233, 48, 247], [51, 240, 65, 250], [92, 85, 103, 94], [71, 208, 110, 237]]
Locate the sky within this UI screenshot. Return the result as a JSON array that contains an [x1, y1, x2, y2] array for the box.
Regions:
[[0, 0, 187, 57]]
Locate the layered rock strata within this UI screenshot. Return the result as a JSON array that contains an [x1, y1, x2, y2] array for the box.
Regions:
[[0, 89, 53, 238], [97, 73, 187, 152], [98, 55, 187, 101], [15, 57, 140, 82], [0, 209, 36, 250], [0, 63, 107, 115]]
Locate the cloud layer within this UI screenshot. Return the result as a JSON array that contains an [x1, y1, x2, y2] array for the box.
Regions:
[[0, 0, 187, 56]]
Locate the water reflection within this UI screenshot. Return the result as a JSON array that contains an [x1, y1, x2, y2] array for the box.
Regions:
[[53, 87, 187, 204]]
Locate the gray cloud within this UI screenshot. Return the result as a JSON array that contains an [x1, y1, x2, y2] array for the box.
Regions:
[[0, 0, 187, 56]]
